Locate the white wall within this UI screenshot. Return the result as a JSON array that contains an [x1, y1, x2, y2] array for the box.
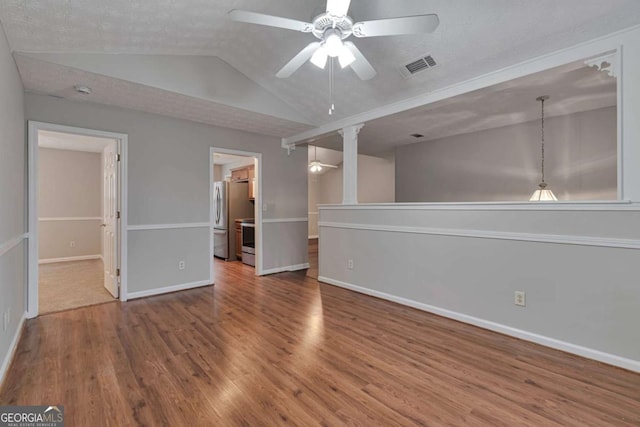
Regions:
[[396, 107, 617, 202], [38, 148, 102, 261], [318, 26, 640, 372], [0, 23, 26, 384], [25, 93, 308, 295]]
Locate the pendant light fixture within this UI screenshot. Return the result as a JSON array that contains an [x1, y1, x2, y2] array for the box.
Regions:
[[309, 146, 323, 173], [530, 95, 558, 201]]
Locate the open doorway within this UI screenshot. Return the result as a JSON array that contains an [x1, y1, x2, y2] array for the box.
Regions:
[[211, 148, 261, 279], [307, 145, 343, 279], [28, 122, 128, 317]]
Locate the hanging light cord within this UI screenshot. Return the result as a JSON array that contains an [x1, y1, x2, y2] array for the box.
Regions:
[[329, 58, 335, 115], [540, 97, 545, 184]]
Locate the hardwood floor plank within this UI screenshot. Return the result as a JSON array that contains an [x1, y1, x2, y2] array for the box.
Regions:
[[1, 258, 639, 426]]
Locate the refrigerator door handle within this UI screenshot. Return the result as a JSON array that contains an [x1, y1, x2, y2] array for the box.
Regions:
[[215, 186, 221, 225]]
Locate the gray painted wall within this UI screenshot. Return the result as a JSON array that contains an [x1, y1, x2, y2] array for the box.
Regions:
[[396, 107, 617, 202], [0, 23, 26, 380], [25, 93, 308, 294], [319, 207, 640, 364], [38, 148, 102, 260]]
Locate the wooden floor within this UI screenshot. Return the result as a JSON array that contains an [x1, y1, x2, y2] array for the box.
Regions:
[[2, 260, 640, 425], [39, 259, 114, 314]]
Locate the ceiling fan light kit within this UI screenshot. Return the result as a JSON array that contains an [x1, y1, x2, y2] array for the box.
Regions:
[[309, 160, 323, 173], [338, 47, 356, 68], [324, 30, 343, 56], [310, 47, 328, 68], [309, 146, 339, 173], [228, 0, 439, 81]]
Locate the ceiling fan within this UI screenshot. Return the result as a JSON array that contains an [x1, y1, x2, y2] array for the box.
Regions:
[[309, 146, 338, 173], [228, 0, 439, 80]]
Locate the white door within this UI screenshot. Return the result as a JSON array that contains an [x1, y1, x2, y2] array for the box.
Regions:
[[102, 141, 119, 298]]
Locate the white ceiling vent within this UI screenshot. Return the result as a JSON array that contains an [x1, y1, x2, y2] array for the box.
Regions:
[[399, 54, 438, 78]]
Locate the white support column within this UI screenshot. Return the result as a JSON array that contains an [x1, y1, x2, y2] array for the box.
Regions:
[[339, 124, 364, 204]]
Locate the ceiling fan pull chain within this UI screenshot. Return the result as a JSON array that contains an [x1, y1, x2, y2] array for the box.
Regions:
[[329, 58, 335, 115]]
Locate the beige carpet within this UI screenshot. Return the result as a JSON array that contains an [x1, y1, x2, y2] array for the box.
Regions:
[[39, 259, 115, 315]]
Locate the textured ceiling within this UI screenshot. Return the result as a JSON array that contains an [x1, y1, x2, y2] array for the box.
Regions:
[[1, 0, 639, 136], [15, 54, 311, 138], [308, 59, 617, 155]]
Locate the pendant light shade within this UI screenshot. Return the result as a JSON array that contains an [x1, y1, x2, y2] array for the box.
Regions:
[[530, 182, 558, 201], [530, 95, 557, 202]]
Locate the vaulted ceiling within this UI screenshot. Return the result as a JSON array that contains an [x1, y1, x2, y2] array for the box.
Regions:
[[1, 0, 639, 139]]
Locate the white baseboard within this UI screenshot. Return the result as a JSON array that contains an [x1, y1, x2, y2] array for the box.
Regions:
[[39, 254, 102, 264], [308, 235, 319, 239], [261, 263, 310, 276], [0, 311, 26, 389], [126, 279, 212, 300], [318, 276, 640, 373]]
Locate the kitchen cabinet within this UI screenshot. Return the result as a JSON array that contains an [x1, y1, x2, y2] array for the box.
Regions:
[[248, 165, 255, 199], [248, 180, 255, 200], [231, 167, 249, 182], [231, 164, 256, 200], [235, 220, 242, 260]]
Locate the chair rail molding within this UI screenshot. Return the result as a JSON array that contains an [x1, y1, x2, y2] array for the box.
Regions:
[[319, 221, 640, 250], [0, 233, 28, 258]]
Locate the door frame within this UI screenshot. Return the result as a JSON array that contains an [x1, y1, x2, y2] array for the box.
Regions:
[[27, 121, 129, 318], [210, 147, 263, 278]]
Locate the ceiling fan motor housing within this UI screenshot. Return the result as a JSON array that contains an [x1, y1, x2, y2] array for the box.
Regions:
[[311, 13, 354, 40]]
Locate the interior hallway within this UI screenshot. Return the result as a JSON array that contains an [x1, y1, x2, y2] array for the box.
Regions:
[[39, 259, 115, 315]]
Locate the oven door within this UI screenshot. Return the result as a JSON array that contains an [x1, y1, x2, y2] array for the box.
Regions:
[[241, 224, 255, 252], [241, 224, 256, 266]]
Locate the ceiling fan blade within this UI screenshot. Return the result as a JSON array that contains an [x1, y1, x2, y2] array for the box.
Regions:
[[326, 0, 351, 17], [352, 14, 440, 37], [344, 42, 376, 80], [319, 163, 338, 168], [228, 10, 312, 33], [276, 42, 322, 78]]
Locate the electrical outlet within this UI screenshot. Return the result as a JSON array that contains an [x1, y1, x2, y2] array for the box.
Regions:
[[3, 311, 8, 331], [347, 259, 354, 270], [178, 261, 185, 270], [263, 203, 268, 212], [69, 240, 76, 248], [514, 291, 526, 307]]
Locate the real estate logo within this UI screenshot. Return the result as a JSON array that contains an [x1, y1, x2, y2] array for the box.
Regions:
[[0, 405, 64, 427]]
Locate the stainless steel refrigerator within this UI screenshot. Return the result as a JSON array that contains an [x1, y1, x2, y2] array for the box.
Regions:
[[213, 180, 254, 260]]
